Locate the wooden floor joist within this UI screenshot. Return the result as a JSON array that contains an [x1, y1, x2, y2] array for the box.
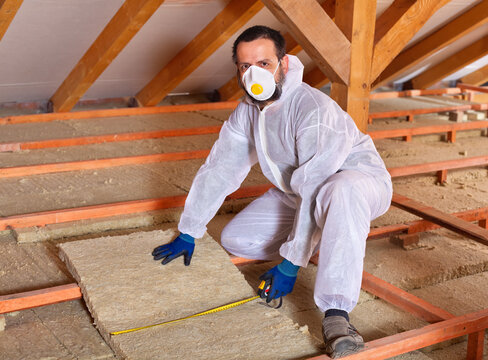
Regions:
[[0, 101, 239, 125], [0, 126, 222, 152], [369, 87, 462, 99], [392, 194, 488, 246], [458, 84, 488, 94]]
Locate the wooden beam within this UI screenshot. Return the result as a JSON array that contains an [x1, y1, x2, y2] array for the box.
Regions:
[[361, 272, 454, 323], [261, 0, 350, 85], [458, 83, 488, 94], [308, 309, 488, 360], [411, 36, 488, 89], [0, 101, 239, 125], [0, 184, 273, 231], [49, 0, 165, 112], [461, 64, 488, 86], [0, 284, 82, 314], [369, 87, 462, 99], [135, 0, 263, 107], [303, 66, 329, 89], [371, 0, 450, 83], [217, 0, 336, 101], [0, 0, 22, 41], [374, 0, 488, 88], [392, 193, 488, 245], [0, 150, 211, 178], [330, 0, 376, 133], [0, 126, 222, 152]]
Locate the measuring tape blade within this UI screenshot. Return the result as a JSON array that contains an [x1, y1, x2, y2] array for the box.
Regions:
[[111, 295, 260, 336]]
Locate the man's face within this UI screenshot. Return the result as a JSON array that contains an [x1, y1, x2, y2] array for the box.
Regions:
[[235, 38, 289, 105]]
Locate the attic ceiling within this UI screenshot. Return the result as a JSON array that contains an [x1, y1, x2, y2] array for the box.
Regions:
[[0, 0, 487, 105]]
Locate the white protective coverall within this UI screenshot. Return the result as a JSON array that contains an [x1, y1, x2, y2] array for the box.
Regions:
[[178, 55, 393, 313]]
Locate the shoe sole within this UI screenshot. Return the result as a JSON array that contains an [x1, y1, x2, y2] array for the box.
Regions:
[[330, 338, 364, 359]]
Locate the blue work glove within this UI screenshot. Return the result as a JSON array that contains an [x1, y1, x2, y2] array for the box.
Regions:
[[258, 259, 299, 303], [152, 232, 195, 266]]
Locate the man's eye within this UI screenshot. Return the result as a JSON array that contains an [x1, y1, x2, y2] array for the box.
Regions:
[[240, 64, 249, 71]]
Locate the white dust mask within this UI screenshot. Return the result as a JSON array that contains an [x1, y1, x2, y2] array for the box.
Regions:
[[242, 62, 280, 101]]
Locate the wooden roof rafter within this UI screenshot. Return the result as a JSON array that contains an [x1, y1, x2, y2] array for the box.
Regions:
[[261, 0, 351, 85], [0, 0, 22, 41], [49, 0, 166, 113], [461, 63, 488, 86], [370, 0, 451, 83], [410, 35, 488, 89], [217, 0, 336, 102], [374, 0, 488, 88], [134, 0, 263, 107]]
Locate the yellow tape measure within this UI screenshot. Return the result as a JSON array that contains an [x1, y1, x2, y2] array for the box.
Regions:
[[110, 295, 260, 336]]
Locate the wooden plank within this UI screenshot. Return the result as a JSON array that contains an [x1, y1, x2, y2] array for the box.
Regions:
[[0, 101, 239, 125], [374, 0, 488, 88], [0, 126, 222, 152], [361, 272, 454, 323], [411, 36, 488, 89], [462, 64, 488, 86], [303, 66, 329, 88], [369, 87, 462, 99], [458, 83, 488, 94], [388, 155, 488, 178], [0, 0, 22, 41], [371, 0, 450, 83], [391, 193, 488, 245], [261, 0, 350, 85], [330, 0, 377, 133], [135, 0, 263, 107], [0, 150, 211, 178], [0, 184, 273, 230], [216, 0, 336, 101], [308, 308, 488, 360], [369, 103, 483, 120], [0, 284, 81, 314], [368, 120, 488, 140], [50, 0, 166, 112]]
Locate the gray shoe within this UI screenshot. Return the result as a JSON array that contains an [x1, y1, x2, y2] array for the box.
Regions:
[[322, 316, 364, 358]]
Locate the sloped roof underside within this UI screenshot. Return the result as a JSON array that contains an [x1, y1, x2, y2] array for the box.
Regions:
[[0, 0, 486, 104]]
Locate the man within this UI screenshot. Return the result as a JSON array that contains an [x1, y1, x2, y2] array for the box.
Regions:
[[153, 25, 392, 358]]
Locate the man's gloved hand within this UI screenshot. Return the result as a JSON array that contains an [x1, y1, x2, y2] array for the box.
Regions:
[[152, 232, 195, 266], [258, 258, 299, 303]]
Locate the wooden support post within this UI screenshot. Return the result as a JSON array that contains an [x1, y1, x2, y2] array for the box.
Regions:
[[403, 135, 412, 142], [329, 0, 376, 133], [0, 0, 22, 41], [407, 113, 414, 122], [50, 0, 166, 112], [135, 0, 263, 106], [437, 169, 448, 184], [389, 233, 419, 249], [447, 130, 456, 143], [449, 110, 465, 122], [479, 219, 488, 229], [467, 331, 485, 360]]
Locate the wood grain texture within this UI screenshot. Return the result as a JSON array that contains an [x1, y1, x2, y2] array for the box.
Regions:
[[262, 0, 350, 85], [59, 230, 320, 359], [0, 0, 22, 41], [135, 0, 263, 106], [461, 64, 488, 86], [411, 36, 488, 89], [50, 0, 166, 112], [371, 0, 450, 82], [374, 0, 488, 88]]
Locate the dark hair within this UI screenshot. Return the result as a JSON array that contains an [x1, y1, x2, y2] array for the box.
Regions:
[[232, 25, 286, 63]]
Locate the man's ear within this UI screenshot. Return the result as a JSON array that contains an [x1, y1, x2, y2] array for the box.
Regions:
[[281, 55, 289, 75]]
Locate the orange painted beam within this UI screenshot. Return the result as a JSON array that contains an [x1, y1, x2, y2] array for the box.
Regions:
[[0, 101, 239, 125], [308, 308, 488, 360], [369, 104, 484, 121], [458, 83, 488, 94], [392, 194, 488, 245], [361, 272, 454, 323], [368, 120, 488, 141], [0, 126, 222, 152], [369, 87, 462, 99], [0, 0, 22, 41], [0, 150, 211, 178], [0, 284, 81, 314], [0, 184, 273, 231]]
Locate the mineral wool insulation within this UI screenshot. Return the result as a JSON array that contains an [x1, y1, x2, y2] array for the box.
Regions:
[[59, 229, 321, 359]]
